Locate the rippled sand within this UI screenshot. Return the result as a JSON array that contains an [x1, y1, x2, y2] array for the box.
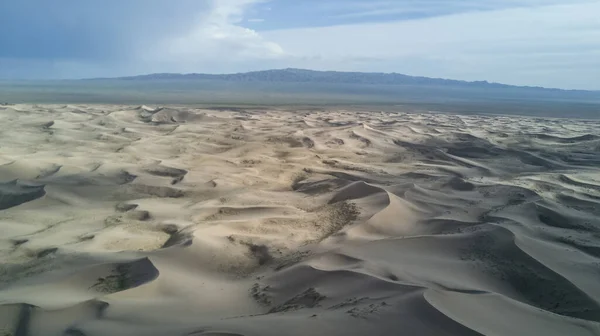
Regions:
[[1, 104, 599, 336]]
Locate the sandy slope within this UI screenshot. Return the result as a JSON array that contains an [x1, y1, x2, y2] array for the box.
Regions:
[[0, 104, 599, 336]]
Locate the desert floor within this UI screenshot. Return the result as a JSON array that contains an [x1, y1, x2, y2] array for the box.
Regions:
[[1, 104, 599, 336]]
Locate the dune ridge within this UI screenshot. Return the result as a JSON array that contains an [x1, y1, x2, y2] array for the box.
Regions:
[[0, 104, 599, 335]]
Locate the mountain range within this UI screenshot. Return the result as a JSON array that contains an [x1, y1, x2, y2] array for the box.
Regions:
[[103, 68, 589, 93], [3, 68, 599, 118]]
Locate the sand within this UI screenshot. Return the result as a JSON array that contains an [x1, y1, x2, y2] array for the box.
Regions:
[[0, 104, 599, 336]]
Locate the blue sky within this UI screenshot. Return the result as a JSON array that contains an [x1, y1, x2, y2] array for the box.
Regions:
[[1, 0, 599, 89]]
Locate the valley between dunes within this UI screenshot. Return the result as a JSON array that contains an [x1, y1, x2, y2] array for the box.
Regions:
[[1, 104, 600, 336]]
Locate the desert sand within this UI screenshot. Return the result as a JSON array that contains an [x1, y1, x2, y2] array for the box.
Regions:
[[0, 104, 599, 336]]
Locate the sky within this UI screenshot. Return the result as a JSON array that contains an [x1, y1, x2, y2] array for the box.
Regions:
[[1, 0, 599, 89]]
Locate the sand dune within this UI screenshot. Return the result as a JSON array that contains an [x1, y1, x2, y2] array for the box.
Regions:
[[1, 104, 599, 335]]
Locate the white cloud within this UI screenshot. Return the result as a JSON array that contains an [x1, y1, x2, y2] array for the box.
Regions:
[[145, 0, 284, 73]]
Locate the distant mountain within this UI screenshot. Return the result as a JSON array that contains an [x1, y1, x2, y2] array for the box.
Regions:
[[103, 68, 589, 93], [5, 68, 600, 118]]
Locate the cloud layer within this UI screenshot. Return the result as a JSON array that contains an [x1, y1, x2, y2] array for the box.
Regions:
[[0, 0, 598, 89], [264, 1, 600, 89]]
